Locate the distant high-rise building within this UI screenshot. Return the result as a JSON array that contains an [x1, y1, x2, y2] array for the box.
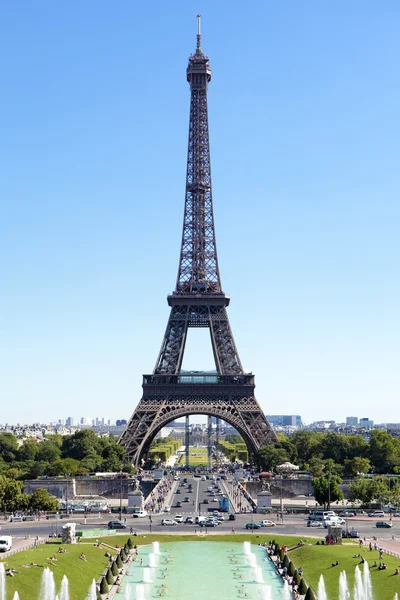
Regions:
[[80, 417, 90, 425], [266, 415, 302, 428], [66, 417, 74, 426], [359, 417, 374, 429], [346, 416, 358, 427], [116, 419, 127, 427]]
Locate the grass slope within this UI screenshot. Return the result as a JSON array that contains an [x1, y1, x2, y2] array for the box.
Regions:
[[0, 541, 117, 600]]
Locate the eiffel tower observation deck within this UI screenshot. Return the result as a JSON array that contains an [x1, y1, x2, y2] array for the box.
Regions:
[[119, 17, 277, 467]]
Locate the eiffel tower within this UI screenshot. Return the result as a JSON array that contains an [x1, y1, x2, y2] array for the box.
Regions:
[[119, 17, 277, 467]]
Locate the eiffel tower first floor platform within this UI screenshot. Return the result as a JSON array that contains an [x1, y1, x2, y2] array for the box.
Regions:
[[119, 373, 278, 468]]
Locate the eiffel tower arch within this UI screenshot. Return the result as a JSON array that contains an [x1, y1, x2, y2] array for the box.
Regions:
[[119, 17, 277, 467]]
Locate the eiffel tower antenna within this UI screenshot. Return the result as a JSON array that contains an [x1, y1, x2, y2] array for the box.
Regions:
[[119, 19, 277, 467]]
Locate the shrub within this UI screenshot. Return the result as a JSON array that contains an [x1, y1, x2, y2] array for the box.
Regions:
[[279, 548, 285, 561], [298, 578, 308, 595], [120, 548, 126, 560], [316, 540, 320, 545], [283, 554, 290, 569], [116, 554, 123, 568], [305, 588, 317, 600], [106, 568, 114, 585], [293, 570, 301, 586], [287, 560, 295, 577], [100, 577, 109, 594], [111, 560, 119, 576], [127, 537, 133, 548], [274, 543, 281, 555], [97, 592, 102, 600]]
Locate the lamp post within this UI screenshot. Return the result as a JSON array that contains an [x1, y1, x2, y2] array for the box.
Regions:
[[328, 474, 331, 511]]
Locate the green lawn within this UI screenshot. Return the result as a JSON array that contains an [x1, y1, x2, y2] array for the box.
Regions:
[[290, 542, 400, 600], [0, 541, 117, 600], [177, 446, 212, 467], [2, 533, 399, 600]]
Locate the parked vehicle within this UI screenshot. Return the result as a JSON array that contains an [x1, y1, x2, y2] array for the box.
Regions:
[[132, 510, 148, 518], [342, 529, 360, 538], [376, 521, 392, 528], [174, 515, 184, 523], [368, 511, 385, 518], [307, 520, 323, 528], [185, 516, 194, 524], [229, 514, 236, 521], [0, 536, 12, 552], [245, 523, 261, 530], [338, 511, 355, 517]]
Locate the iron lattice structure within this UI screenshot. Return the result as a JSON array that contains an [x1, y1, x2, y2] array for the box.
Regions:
[[119, 19, 277, 466]]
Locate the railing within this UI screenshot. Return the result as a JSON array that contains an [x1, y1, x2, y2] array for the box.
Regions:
[[143, 373, 255, 385]]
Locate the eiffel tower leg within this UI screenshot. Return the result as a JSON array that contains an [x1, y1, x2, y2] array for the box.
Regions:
[[185, 415, 190, 469]]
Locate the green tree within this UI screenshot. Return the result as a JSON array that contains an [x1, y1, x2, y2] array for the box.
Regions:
[[106, 567, 114, 585], [305, 587, 317, 600], [18, 439, 39, 462], [101, 445, 124, 472], [29, 488, 59, 511], [0, 476, 27, 512], [61, 430, 101, 461], [344, 457, 371, 477], [305, 457, 325, 478], [255, 445, 289, 471], [290, 431, 323, 466], [0, 433, 19, 462], [368, 430, 400, 473], [99, 577, 109, 594], [111, 560, 118, 576], [313, 474, 344, 508], [37, 440, 61, 463], [298, 578, 308, 595]]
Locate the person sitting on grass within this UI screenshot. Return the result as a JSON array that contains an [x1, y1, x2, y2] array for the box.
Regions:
[[331, 561, 339, 567], [394, 568, 399, 576], [48, 560, 57, 567], [79, 553, 87, 561]]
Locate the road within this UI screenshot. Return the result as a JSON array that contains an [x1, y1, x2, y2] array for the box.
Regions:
[[2, 475, 400, 545]]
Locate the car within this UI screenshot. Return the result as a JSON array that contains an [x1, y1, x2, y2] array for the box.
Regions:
[[213, 497, 219, 502], [175, 515, 183, 523], [174, 476, 180, 481], [176, 501, 182, 508], [161, 519, 178, 526], [339, 511, 355, 517], [132, 510, 148, 518], [217, 515, 225, 521], [393, 512, 400, 517], [183, 478, 188, 483], [185, 516, 194, 524], [229, 514, 236, 521], [200, 520, 218, 527], [245, 523, 261, 530], [324, 518, 346, 528], [176, 489, 181, 494], [203, 499, 209, 504], [184, 497, 190, 502], [163, 506, 171, 513], [307, 520, 323, 528], [108, 521, 126, 529], [376, 521, 392, 528], [342, 529, 360, 538], [368, 511, 385, 518], [260, 520, 276, 527]]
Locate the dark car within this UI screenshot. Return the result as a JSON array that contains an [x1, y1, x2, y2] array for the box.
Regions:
[[108, 521, 126, 529], [229, 514, 236, 521], [176, 501, 182, 507], [203, 499, 209, 504], [176, 489, 181, 494], [184, 497, 190, 502], [185, 516, 194, 524], [245, 523, 261, 530], [342, 529, 360, 538], [376, 521, 392, 528]]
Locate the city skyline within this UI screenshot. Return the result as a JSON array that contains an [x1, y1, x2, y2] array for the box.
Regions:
[[1, 3, 399, 424]]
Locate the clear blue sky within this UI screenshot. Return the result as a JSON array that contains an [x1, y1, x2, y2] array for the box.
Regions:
[[1, 1, 399, 426]]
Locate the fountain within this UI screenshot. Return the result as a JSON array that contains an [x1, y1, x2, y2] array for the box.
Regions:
[[149, 552, 157, 568], [143, 567, 152, 583], [135, 583, 146, 600], [0, 563, 5, 600], [362, 562, 373, 600], [339, 571, 350, 600], [394, 595, 398, 600], [86, 579, 97, 600], [259, 586, 272, 600], [283, 580, 291, 600], [152, 541, 161, 555], [40, 567, 56, 600], [353, 565, 364, 600], [59, 575, 70, 600], [318, 574, 328, 600], [12, 593, 20, 600], [253, 566, 264, 583], [248, 553, 257, 568], [243, 541, 251, 555]]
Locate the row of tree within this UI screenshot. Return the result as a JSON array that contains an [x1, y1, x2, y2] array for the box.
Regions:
[[0, 429, 133, 480], [255, 429, 400, 476], [0, 475, 59, 512]]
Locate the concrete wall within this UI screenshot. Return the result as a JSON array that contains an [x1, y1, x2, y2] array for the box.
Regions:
[[23, 477, 156, 500], [244, 478, 314, 500]]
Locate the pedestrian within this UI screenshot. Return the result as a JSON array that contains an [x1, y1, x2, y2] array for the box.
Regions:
[[130, 527, 133, 534], [231, 527, 235, 534]]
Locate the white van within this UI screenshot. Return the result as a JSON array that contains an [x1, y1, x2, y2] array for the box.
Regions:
[[195, 516, 207, 525], [309, 510, 336, 521], [0, 536, 12, 552]]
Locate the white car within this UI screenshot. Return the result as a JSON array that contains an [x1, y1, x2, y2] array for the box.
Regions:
[[260, 520, 276, 527], [161, 519, 177, 526], [163, 506, 171, 513], [307, 520, 323, 528], [175, 514, 183, 523], [132, 510, 148, 518]]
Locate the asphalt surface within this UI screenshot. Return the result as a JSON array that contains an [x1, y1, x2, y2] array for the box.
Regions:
[[1, 475, 400, 543]]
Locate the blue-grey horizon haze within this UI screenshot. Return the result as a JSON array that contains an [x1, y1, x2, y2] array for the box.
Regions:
[[1, 1, 399, 426]]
